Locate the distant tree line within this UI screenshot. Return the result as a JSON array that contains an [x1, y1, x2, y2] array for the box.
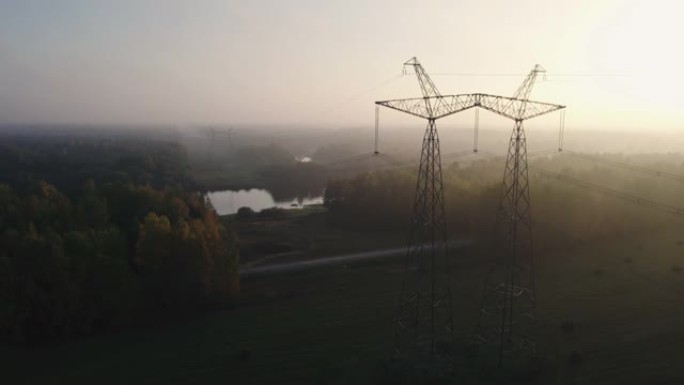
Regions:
[[0, 135, 238, 343], [0, 134, 194, 195]]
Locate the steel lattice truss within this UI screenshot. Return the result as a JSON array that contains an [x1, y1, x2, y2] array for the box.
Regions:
[[475, 64, 563, 366], [376, 93, 564, 121], [477, 120, 537, 363], [394, 119, 455, 359], [387, 57, 458, 360]]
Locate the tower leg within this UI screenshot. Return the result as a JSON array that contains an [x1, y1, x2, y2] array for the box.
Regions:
[[394, 119, 455, 359], [476, 120, 536, 365]]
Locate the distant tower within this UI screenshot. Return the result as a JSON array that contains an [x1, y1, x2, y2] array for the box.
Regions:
[[206, 126, 236, 161]]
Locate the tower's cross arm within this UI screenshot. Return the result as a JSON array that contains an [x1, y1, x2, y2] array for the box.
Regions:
[[477, 94, 565, 121], [376, 93, 564, 121], [376, 94, 480, 120]]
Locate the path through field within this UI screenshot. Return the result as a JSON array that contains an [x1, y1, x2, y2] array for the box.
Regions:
[[240, 239, 474, 276]]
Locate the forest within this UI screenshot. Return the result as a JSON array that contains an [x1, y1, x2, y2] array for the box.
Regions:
[[0, 131, 239, 342]]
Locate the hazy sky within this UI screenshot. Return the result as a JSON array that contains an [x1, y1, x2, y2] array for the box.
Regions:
[[1, 0, 683, 131]]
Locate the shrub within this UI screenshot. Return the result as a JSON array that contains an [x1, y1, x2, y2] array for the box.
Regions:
[[236, 206, 255, 220], [257, 207, 288, 219]]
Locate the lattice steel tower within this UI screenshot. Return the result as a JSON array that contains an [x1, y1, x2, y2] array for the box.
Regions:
[[376, 57, 465, 359], [476, 65, 565, 365]]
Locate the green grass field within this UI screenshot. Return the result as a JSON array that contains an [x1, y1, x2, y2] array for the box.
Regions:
[[4, 219, 684, 384]]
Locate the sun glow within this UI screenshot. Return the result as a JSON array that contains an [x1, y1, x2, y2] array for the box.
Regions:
[[584, 0, 684, 125]]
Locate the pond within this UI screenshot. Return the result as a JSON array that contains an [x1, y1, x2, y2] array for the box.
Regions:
[[207, 188, 324, 215]]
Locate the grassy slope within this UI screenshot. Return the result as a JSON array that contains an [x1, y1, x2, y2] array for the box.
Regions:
[[4, 219, 684, 384]]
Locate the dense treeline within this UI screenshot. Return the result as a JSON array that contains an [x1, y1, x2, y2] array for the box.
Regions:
[[325, 154, 681, 251], [0, 134, 238, 342]]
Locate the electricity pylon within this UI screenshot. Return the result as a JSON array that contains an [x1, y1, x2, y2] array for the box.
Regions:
[[205, 126, 235, 161], [376, 59, 567, 360], [376, 57, 468, 359], [475, 65, 565, 365]]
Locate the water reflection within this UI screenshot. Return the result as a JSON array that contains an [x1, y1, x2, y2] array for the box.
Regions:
[[208, 189, 324, 215]]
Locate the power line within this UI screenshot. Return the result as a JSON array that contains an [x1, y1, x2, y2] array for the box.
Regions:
[[565, 151, 684, 184], [324, 152, 378, 167], [331, 150, 684, 220], [431, 73, 632, 78], [468, 150, 560, 163], [529, 165, 684, 217], [476, 151, 684, 218], [443, 149, 478, 159], [324, 152, 416, 175], [324, 149, 481, 175], [318, 74, 403, 115]]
